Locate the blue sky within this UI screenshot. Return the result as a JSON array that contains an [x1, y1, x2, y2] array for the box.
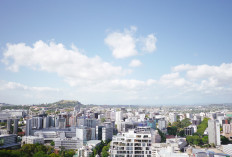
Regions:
[[0, 1, 232, 105]]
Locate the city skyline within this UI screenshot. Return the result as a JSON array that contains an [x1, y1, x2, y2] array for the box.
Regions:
[[0, 1, 232, 105]]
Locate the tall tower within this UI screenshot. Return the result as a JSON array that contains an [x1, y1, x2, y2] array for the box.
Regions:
[[208, 120, 221, 146], [13, 119, 19, 134], [7, 119, 11, 134], [26, 119, 32, 136]]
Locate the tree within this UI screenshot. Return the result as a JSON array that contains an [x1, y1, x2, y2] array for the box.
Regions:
[[101, 142, 111, 157], [221, 136, 230, 144], [202, 136, 208, 144], [186, 135, 202, 146], [63, 150, 75, 157], [197, 118, 209, 136], [49, 153, 59, 157], [167, 126, 177, 135], [180, 118, 191, 128], [178, 130, 185, 137], [157, 129, 166, 142], [51, 141, 55, 146], [33, 151, 49, 157]]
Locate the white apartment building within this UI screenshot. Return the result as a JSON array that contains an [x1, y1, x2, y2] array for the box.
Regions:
[[169, 113, 177, 123], [208, 120, 221, 146], [22, 136, 44, 145], [110, 128, 152, 157], [78, 146, 93, 157], [223, 124, 232, 134], [151, 138, 187, 157]]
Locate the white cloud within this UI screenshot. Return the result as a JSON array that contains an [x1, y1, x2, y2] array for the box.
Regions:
[[2, 40, 129, 86], [129, 59, 142, 67], [104, 26, 157, 59], [142, 34, 157, 52], [0, 81, 59, 92], [104, 27, 138, 59], [0, 80, 62, 104], [2, 40, 232, 104], [160, 63, 232, 94]]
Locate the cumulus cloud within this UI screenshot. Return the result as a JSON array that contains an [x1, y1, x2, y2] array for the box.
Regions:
[[104, 26, 157, 59], [2, 41, 129, 86], [160, 63, 232, 94], [104, 27, 138, 59], [141, 34, 157, 52], [2, 40, 232, 104], [129, 59, 142, 67], [1, 40, 155, 94]]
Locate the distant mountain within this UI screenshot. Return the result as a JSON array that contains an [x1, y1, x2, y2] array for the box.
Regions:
[[39, 100, 83, 108], [0, 103, 14, 106]]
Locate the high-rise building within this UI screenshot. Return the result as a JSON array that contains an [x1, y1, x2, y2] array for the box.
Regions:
[[76, 126, 96, 141], [158, 119, 166, 131], [31, 117, 43, 129], [96, 125, 103, 140], [26, 119, 32, 136], [208, 120, 221, 146], [102, 122, 113, 141], [49, 116, 55, 127], [77, 118, 97, 128], [115, 111, 122, 123], [58, 118, 66, 129], [13, 119, 18, 134], [43, 117, 49, 129], [7, 119, 11, 134], [169, 113, 177, 123], [115, 111, 123, 132]]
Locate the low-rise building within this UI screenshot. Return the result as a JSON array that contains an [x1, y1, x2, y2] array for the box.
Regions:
[[21, 136, 44, 145], [54, 137, 83, 150], [0, 134, 20, 149]]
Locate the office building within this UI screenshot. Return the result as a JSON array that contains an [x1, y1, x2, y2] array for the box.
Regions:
[[43, 117, 49, 129], [7, 119, 11, 133], [26, 119, 32, 136], [76, 127, 96, 141], [77, 118, 97, 128], [13, 119, 18, 134], [158, 119, 166, 131], [102, 125, 113, 142]]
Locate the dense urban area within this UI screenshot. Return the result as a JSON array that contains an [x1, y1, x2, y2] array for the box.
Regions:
[[0, 100, 232, 157]]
